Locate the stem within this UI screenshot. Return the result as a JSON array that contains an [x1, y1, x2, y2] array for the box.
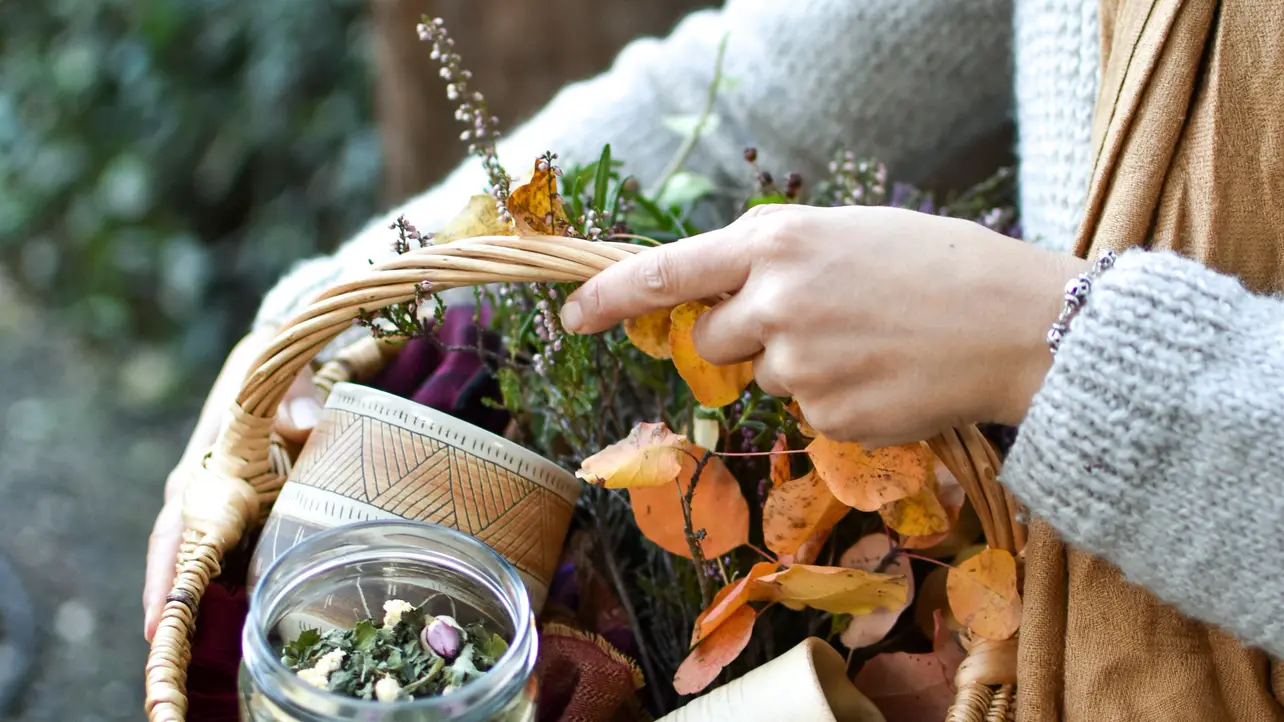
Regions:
[[606, 233, 664, 246], [652, 33, 729, 201], [745, 542, 777, 563], [680, 449, 716, 607], [715, 448, 810, 458], [898, 551, 954, 570], [594, 497, 666, 713]]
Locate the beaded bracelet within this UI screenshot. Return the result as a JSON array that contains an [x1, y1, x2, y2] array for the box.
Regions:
[[1046, 250, 1118, 355]]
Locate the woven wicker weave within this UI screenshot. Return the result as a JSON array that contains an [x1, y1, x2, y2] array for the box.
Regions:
[[142, 234, 1023, 722]]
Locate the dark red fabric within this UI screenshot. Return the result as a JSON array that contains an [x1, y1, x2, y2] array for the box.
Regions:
[[184, 307, 643, 721]]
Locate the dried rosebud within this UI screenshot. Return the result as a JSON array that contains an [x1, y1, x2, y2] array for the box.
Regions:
[[757, 171, 773, 186], [785, 172, 803, 199], [422, 616, 463, 660], [743, 147, 758, 163]]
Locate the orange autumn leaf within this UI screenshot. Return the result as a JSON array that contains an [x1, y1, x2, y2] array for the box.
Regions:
[[432, 194, 514, 244], [624, 307, 673, 359], [839, 534, 915, 650], [692, 561, 779, 646], [807, 436, 930, 512], [575, 422, 689, 489], [749, 564, 908, 616], [946, 548, 1022, 640], [506, 160, 570, 235], [629, 450, 749, 558], [879, 470, 950, 537], [901, 460, 972, 551], [669, 301, 754, 407], [763, 467, 850, 558], [672, 605, 756, 695]]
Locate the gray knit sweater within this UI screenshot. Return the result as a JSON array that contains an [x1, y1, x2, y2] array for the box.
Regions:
[[250, 1, 1284, 657], [1004, 250, 1284, 658]]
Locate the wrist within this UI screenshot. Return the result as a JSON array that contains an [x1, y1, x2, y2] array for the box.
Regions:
[[991, 251, 1091, 426]]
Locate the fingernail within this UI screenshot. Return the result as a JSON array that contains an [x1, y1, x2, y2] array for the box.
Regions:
[[560, 300, 583, 334], [287, 396, 322, 430], [144, 609, 155, 638]]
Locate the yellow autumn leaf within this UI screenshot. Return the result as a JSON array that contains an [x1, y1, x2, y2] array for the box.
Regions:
[[432, 194, 514, 244], [506, 160, 570, 236], [807, 436, 930, 511], [763, 438, 850, 557], [749, 564, 908, 616], [879, 469, 950, 537], [624, 307, 674, 359], [946, 548, 1022, 640], [901, 459, 974, 552], [670, 301, 754, 407], [575, 422, 689, 489]]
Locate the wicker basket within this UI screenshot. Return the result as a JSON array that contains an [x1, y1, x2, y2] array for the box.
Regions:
[[142, 234, 1024, 722]]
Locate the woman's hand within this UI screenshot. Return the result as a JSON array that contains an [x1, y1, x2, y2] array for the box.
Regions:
[[561, 204, 1087, 446], [142, 329, 323, 641]]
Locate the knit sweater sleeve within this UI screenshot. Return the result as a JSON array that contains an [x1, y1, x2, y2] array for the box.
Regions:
[[252, 0, 1014, 344], [1003, 249, 1284, 657]]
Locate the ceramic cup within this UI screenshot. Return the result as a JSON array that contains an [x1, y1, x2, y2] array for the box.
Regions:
[[246, 381, 581, 611]]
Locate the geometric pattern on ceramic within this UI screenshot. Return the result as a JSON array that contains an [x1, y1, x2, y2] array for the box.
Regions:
[[251, 382, 580, 611]]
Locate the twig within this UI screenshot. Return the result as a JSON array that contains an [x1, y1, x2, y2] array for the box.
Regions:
[[898, 551, 954, 570], [652, 33, 729, 201], [745, 542, 776, 563], [606, 233, 664, 246], [680, 449, 716, 607], [593, 495, 666, 713]]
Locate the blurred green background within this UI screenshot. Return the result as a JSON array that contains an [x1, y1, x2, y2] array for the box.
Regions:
[[0, 1, 710, 719], [0, 0, 382, 399]]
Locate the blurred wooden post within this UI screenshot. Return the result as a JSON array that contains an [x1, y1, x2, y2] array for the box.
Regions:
[[370, 0, 712, 205]]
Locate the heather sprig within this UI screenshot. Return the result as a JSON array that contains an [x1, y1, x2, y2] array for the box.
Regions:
[[417, 16, 512, 214]]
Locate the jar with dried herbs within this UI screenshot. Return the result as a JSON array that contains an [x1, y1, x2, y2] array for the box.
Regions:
[[238, 521, 537, 721]]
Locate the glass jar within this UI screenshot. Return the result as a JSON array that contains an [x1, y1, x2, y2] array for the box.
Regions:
[[239, 520, 538, 722]]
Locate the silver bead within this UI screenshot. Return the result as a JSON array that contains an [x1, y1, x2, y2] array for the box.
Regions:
[[1064, 276, 1093, 304]]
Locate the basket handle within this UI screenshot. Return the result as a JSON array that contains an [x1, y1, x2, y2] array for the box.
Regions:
[[144, 235, 641, 721], [142, 232, 1023, 721]]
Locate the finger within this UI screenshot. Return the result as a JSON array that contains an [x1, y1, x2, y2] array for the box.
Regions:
[[275, 371, 323, 445], [751, 349, 791, 397], [690, 294, 766, 365], [562, 223, 763, 335], [143, 499, 184, 642]]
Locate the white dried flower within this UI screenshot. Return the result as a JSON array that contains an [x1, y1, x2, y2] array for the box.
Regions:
[[295, 648, 346, 688], [374, 676, 402, 702], [382, 599, 415, 628]]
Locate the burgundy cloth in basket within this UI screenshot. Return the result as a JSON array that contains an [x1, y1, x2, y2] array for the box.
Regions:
[[182, 306, 643, 722]]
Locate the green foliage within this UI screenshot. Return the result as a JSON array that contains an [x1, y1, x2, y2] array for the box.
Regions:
[[0, 0, 380, 387]]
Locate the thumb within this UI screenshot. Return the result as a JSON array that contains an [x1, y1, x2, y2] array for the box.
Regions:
[[275, 371, 323, 444]]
